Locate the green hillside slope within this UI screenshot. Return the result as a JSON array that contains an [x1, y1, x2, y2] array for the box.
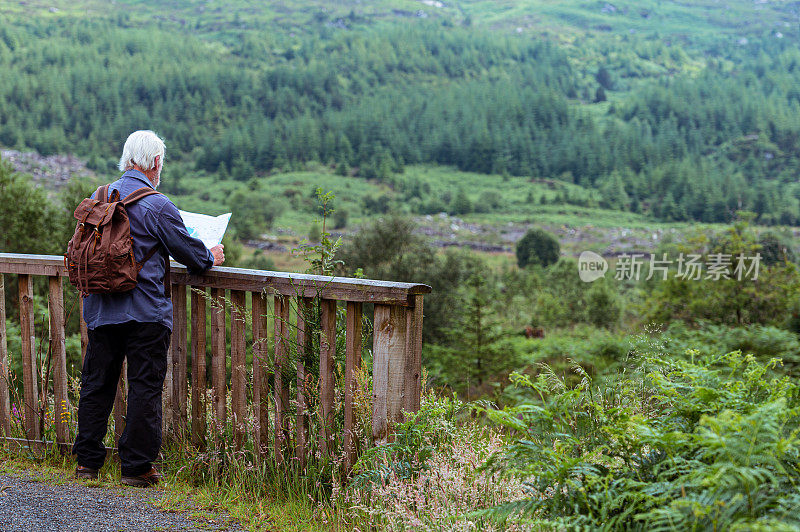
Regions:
[[1, 0, 799, 229]]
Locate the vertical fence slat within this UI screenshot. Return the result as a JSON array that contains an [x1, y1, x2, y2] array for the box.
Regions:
[[295, 297, 311, 467], [274, 295, 290, 462], [230, 290, 247, 449], [48, 276, 69, 446], [372, 304, 408, 444], [344, 301, 363, 473], [113, 362, 126, 447], [163, 326, 174, 436], [386, 306, 408, 433], [0, 274, 9, 437], [211, 287, 227, 441], [18, 274, 39, 441], [172, 284, 188, 438], [319, 299, 337, 456], [404, 295, 424, 414], [78, 297, 88, 366], [191, 287, 207, 449], [251, 291, 269, 456]]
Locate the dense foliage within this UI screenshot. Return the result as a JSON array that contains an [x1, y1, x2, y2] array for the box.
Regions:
[[3, 1, 800, 225], [481, 349, 800, 530], [515, 228, 560, 268]]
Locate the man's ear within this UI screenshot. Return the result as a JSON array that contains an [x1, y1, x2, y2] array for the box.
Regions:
[[153, 155, 161, 170]]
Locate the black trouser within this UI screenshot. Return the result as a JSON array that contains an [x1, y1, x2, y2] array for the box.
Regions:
[[72, 321, 170, 477]]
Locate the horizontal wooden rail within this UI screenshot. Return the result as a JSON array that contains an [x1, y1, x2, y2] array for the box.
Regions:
[[0, 254, 430, 305], [0, 253, 430, 473]]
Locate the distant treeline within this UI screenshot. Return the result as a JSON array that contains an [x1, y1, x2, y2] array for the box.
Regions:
[[1, 15, 800, 223]]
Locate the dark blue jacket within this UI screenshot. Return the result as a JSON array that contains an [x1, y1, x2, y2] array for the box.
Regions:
[[82, 170, 214, 331]]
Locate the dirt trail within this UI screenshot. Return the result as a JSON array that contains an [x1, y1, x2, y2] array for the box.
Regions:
[[0, 470, 242, 532]]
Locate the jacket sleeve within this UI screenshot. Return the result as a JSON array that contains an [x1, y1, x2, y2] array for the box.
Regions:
[[151, 201, 215, 275]]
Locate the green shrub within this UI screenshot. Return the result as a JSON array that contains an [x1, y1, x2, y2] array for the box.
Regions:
[[584, 279, 622, 329], [515, 228, 560, 269], [480, 350, 800, 530], [228, 188, 286, 240], [662, 321, 800, 367], [351, 391, 462, 490]]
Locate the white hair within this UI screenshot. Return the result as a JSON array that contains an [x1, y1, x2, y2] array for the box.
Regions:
[[118, 130, 166, 172]]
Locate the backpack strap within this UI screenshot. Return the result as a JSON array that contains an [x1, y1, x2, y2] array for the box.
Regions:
[[121, 187, 170, 298], [140, 244, 161, 265], [136, 244, 171, 299], [97, 184, 110, 202], [122, 187, 161, 206]]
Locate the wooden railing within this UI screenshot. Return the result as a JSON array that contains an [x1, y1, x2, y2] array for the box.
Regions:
[[0, 253, 430, 470]]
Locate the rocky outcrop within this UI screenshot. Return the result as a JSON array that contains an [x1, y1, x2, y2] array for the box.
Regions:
[[1, 149, 94, 192]]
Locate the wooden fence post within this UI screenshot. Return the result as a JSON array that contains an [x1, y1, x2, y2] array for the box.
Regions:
[[18, 274, 39, 441], [113, 362, 126, 448], [48, 276, 69, 446], [344, 301, 363, 473], [371, 304, 408, 444], [78, 297, 88, 366], [211, 287, 227, 443], [0, 275, 9, 437], [274, 295, 290, 462], [404, 295, 424, 414], [190, 287, 207, 449], [251, 291, 269, 457], [171, 284, 188, 438], [319, 299, 337, 456], [230, 290, 247, 450], [295, 297, 313, 467]]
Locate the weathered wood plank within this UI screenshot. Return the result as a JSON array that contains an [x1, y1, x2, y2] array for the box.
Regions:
[[210, 288, 227, 441], [273, 295, 290, 462], [230, 290, 247, 450], [78, 297, 88, 366], [113, 362, 126, 448], [48, 276, 69, 445], [344, 301, 363, 473], [163, 326, 174, 437], [172, 284, 188, 438], [319, 299, 337, 456], [0, 261, 62, 277], [295, 297, 311, 468], [404, 295, 424, 414], [18, 274, 39, 441], [0, 275, 9, 437], [251, 291, 269, 457], [372, 304, 408, 444], [190, 287, 207, 449], [0, 254, 431, 305], [386, 306, 409, 434]]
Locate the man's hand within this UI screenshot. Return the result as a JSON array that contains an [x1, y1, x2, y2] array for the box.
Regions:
[[210, 244, 225, 266]]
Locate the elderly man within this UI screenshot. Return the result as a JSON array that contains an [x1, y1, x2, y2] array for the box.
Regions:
[[72, 130, 224, 487]]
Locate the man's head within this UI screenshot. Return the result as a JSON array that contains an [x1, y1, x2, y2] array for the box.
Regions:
[[118, 130, 166, 188]]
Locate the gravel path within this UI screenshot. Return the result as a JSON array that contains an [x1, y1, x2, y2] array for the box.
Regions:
[[0, 471, 242, 532]]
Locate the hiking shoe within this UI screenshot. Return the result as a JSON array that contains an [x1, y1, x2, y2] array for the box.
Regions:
[[75, 465, 99, 480], [121, 467, 163, 488]]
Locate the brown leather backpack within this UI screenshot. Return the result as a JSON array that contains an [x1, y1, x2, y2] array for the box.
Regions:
[[65, 184, 163, 295]]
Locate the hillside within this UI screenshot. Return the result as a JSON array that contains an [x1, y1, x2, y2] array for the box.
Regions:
[[1, 0, 799, 236]]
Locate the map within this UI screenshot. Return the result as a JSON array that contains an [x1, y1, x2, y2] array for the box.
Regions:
[[178, 210, 231, 249]]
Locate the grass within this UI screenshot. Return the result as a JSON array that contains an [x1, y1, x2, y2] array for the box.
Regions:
[[167, 162, 702, 233], [9, 0, 792, 42], [162, 161, 728, 273]]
